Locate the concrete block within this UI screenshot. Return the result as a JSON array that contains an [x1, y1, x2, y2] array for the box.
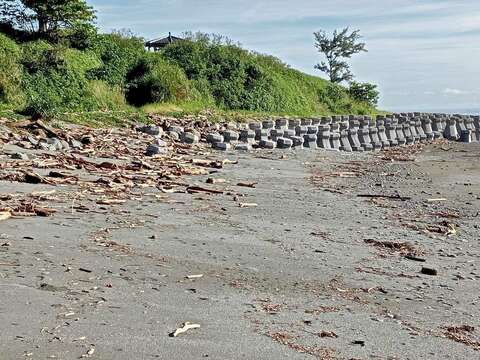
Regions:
[[275, 119, 288, 129], [223, 130, 240, 143], [240, 129, 255, 143], [213, 142, 232, 151], [277, 137, 293, 149], [340, 131, 352, 152], [181, 132, 200, 144], [259, 139, 276, 149], [303, 134, 318, 149], [444, 118, 459, 140], [288, 119, 301, 129], [295, 126, 308, 136], [262, 120, 275, 130], [307, 125, 319, 134], [348, 128, 363, 151], [234, 143, 252, 151], [283, 129, 296, 138], [290, 136, 304, 148], [255, 129, 270, 141], [206, 133, 224, 144], [301, 119, 312, 126], [248, 122, 262, 131]]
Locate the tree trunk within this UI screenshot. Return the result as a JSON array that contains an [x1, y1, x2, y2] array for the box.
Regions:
[[38, 16, 47, 33]]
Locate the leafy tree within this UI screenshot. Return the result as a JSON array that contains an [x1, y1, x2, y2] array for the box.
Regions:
[[348, 81, 379, 106], [0, 0, 95, 34], [314, 28, 367, 84]]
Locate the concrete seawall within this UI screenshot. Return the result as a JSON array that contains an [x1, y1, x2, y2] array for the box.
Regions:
[[197, 113, 480, 151]]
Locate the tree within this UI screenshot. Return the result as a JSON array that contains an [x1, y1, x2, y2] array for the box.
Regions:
[[0, 0, 95, 34], [348, 81, 379, 106], [314, 28, 367, 84]]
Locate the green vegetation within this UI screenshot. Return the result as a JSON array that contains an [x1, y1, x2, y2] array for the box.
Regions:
[[0, 1, 379, 125]]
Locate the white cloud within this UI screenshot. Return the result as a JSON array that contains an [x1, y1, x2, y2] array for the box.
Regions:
[[443, 88, 470, 95]]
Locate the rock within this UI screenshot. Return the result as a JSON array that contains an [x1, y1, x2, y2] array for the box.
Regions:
[[81, 135, 94, 145], [168, 125, 184, 135], [167, 131, 180, 141], [60, 140, 70, 151], [145, 144, 168, 156], [290, 136, 304, 148], [421, 267, 438, 276], [137, 124, 163, 136], [69, 139, 83, 149], [181, 132, 200, 144], [10, 152, 29, 160]]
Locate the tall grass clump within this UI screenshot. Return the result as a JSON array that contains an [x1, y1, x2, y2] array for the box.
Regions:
[[0, 33, 25, 109]]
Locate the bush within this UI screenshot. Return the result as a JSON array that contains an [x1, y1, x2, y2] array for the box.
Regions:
[[0, 33, 25, 107], [348, 81, 379, 106], [126, 54, 192, 106], [20, 41, 112, 116], [89, 32, 145, 87]]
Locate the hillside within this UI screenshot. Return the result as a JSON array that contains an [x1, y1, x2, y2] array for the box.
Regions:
[[0, 30, 377, 124]]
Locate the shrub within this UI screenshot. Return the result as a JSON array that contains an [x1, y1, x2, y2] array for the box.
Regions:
[[348, 81, 379, 106], [20, 41, 105, 116], [89, 32, 145, 87], [0, 33, 25, 107], [126, 54, 192, 106]]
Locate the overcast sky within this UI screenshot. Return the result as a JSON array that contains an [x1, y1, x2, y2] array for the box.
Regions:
[[90, 0, 480, 112]]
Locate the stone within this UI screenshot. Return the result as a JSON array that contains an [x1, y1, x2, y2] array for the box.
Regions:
[[213, 142, 232, 151], [181, 132, 200, 144], [167, 126, 184, 135], [145, 144, 168, 156], [81, 135, 94, 145], [137, 124, 162, 136], [167, 131, 180, 141], [206, 133, 224, 144], [69, 139, 83, 149], [10, 152, 29, 160], [276, 137, 293, 149]]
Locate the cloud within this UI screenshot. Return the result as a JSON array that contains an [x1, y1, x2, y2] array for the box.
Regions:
[[89, 0, 480, 111], [443, 88, 470, 95]]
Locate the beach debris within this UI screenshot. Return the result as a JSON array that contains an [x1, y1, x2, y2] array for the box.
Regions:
[[239, 203, 258, 208], [186, 274, 204, 279], [169, 322, 201, 337], [0, 211, 11, 221], [421, 267, 438, 276]]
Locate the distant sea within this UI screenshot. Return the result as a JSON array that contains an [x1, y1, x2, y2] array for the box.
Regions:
[[389, 107, 480, 115]]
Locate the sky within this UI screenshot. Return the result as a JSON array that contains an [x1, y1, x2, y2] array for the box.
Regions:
[[89, 0, 480, 112]]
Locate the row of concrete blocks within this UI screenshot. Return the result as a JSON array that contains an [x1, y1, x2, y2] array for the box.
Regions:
[[207, 114, 480, 151]]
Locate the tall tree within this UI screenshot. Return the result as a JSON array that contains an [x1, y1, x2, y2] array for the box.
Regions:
[[0, 0, 95, 34], [314, 28, 367, 84]]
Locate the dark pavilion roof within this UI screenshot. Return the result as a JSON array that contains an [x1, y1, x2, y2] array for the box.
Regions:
[[145, 33, 184, 48]]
